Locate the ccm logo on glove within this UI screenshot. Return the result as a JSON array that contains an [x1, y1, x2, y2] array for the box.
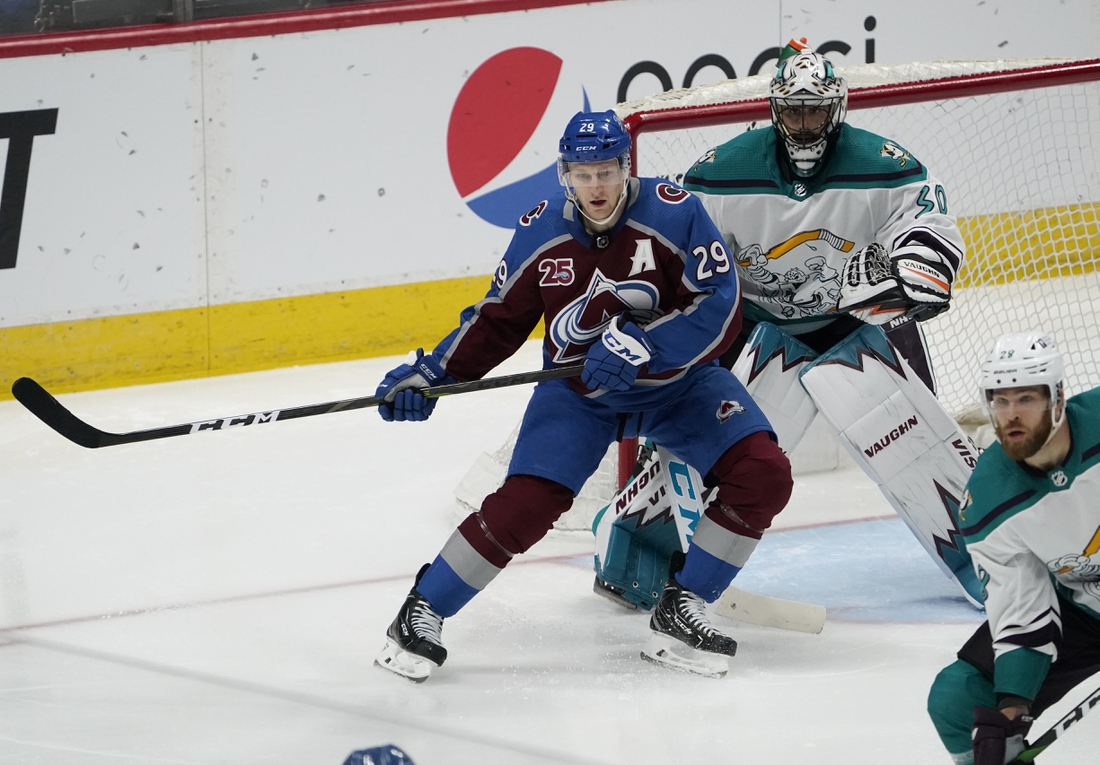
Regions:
[[581, 318, 655, 392], [601, 321, 653, 365]]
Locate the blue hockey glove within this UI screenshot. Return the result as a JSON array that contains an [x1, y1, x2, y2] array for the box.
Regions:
[[582, 317, 655, 392], [971, 705, 1033, 765], [375, 349, 453, 422]]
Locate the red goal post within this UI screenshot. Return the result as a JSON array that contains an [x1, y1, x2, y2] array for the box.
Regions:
[[614, 57, 1100, 489]]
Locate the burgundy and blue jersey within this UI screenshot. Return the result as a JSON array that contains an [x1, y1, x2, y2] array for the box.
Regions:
[[432, 177, 743, 399]]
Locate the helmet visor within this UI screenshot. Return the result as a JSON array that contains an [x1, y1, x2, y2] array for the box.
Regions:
[[986, 387, 1055, 416], [562, 159, 629, 189]]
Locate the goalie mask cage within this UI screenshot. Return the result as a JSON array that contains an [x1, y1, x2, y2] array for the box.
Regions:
[[618, 57, 1100, 424]]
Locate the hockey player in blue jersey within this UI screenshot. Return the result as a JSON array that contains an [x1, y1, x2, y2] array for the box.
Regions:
[[371, 110, 793, 681], [928, 332, 1100, 765]]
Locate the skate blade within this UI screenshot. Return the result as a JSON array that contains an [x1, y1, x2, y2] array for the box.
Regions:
[[374, 638, 436, 683], [640, 633, 728, 679]]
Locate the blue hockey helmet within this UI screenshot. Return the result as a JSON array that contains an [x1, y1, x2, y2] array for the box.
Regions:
[[557, 110, 633, 227], [558, 110, 632, 168]]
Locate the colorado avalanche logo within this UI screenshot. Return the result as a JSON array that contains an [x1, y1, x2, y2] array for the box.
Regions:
[[656, 183, 690, 204], [716, 400, 747, 422], [549, 270, 660, 362], [520, 200, 548, 227]]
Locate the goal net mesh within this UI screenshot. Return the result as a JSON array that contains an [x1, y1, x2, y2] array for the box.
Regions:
[[618, 57, 1100, 423]]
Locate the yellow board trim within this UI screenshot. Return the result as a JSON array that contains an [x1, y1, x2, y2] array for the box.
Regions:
[[1, 199, 1097, 401], [956, 201, 1100, 288], [1, 275, 494, 400]]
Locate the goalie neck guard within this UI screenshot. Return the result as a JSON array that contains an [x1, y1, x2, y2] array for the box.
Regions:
[[979, 331, 1066, 434], [769, 39, 848, 178]]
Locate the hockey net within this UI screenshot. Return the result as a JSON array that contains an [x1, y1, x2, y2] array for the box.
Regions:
[[455, 57, 1100, 533], [618, 57, 1100, 423]]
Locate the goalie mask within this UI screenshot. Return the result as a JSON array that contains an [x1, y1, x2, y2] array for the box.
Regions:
[[980, 331, 1066, 437], [769, 42, 848, 178], [558, 110, 632, 228]]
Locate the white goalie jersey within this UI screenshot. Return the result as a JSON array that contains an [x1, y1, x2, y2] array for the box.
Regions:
[[683, 123, 964, 329]]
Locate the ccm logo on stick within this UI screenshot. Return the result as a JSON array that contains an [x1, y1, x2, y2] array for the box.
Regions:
[[190, 411, 281, 433]]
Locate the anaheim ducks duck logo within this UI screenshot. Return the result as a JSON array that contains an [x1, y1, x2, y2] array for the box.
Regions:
[[880, 140, 913, 167], [690, 148, 717, 171]]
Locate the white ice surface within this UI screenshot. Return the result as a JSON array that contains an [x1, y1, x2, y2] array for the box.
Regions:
[[0, 340, 1096, 764]]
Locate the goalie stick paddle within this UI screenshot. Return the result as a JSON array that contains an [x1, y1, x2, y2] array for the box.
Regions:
[[714, 585, 827, 634], [1008, 683, 1100, 764], [11, 365, 584, 449]]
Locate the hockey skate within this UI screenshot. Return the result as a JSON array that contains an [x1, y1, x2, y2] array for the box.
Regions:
[[374, 564, 447, 683], [641, 575, 737, 679]]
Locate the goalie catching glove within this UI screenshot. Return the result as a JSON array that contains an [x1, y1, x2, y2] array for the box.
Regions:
[[582, 316, 655, 391], [838, 242, 952, 326], [376, 349, 455, 422]]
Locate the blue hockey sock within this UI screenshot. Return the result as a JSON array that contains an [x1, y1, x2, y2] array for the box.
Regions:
[[415, 556, 480, 617], [676, 545, 741, 603]]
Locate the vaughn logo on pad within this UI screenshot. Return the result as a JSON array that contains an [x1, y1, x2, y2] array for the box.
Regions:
[[864, 414, 919, 457]]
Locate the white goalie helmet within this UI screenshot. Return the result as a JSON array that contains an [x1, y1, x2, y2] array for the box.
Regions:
[[979, 331, 1066, 430], [769, 42, 848, 177]]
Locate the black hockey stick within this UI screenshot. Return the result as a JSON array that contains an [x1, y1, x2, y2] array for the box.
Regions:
[[11, 365, 584, 449], [1008, 684, 1100, 763]]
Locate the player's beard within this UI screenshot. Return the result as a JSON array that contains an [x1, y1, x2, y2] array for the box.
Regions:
[[996, 412, 1053, 462]]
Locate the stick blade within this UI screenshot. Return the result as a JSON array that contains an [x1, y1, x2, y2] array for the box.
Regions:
[[715, 586, 826, 634], [11, 377, 105, 449]]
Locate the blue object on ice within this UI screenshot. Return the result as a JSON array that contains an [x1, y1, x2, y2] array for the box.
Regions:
[[342, 745, 415, 765]]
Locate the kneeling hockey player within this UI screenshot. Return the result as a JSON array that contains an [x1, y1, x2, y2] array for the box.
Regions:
[[928, 332, 1100, 764], [372, 110, 793, 681]]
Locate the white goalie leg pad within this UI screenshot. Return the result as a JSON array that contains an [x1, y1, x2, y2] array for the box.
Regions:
[[798, 324, 982, 607], [593, 445, 711, 610], [730, 322, 820, 453]]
